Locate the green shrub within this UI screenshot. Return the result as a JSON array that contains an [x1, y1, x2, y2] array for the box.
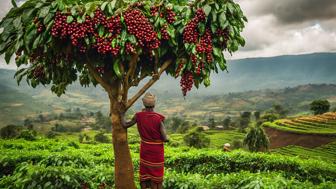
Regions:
[[0, 125, 21, 139], [310, 99, 330, 115], [0, 163, 114, 189], [17, 130, 37, 141], [68, 141, 80, 149], [94, 132, 110, 143], [231, 139, 243, 149], [243, 125, 269, 152], [45, 131, 58, 139], [183, 130, 210, 148]]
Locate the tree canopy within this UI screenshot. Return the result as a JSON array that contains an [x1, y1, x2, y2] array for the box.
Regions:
[[0, 0, 247, 99], [310, 99, 330, 115]]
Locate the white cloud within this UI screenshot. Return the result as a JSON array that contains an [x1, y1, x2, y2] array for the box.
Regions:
[[230, 0, 336, 59]]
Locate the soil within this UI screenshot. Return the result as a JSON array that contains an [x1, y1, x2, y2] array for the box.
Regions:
[[264, 127, 335, 149]]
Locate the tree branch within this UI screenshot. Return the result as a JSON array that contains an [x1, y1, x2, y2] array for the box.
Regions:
[[85, 61, 112, 93], [124, 53, 138, 88], [122, 53, 138, 104], [154, 50, 159, 75], [126, 59, 173, 110]]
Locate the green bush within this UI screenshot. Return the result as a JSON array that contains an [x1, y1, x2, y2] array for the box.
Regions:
[[231, 139, 243, 149], [94, 132, 110, 143], [165, 150, 336, 183], [164, 170, 336, 189], [310, 99, 330, 115], [45, 131, 58, 139], [68, 141, 80, 149], [0, 163, 114, 189], [0, 125, 21, 139], [243, 125, 269, 152], [183, 130, 210, 148], [17, 130, 37, 141]]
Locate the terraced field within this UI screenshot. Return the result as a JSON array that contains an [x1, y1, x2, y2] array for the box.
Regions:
[[1, 138, 336, 188], [263, 112, 336, 135], [272, 141, 336, 163]]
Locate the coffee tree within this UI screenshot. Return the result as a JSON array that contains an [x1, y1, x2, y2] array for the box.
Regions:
[[0, 0, 246, 188]]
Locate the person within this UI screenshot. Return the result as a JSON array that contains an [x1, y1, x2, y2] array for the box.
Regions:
[[121, 92, 169, 189], [223, 143, 231, 152]]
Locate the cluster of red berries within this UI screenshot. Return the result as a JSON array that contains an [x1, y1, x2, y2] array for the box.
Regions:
[[160, 25, 170, 40], [183, 9, 206, 43], [33, 17, 44, 33], [196, 62, 204, 75], [216, 28, 230, 48], [124, 9, 160, 50], [197, 29, 213, 62], [175, 61, 185, 77], [165, 8, 176, 24], [180, 71, 194, 96], [150, 6, 159, 16], [191, 54, 197, 66], [51, 12, 88, 52], [94, 9, 122, 36], [125, 42, 135, 54], [51, 12, 71, 38], [94, 37, 120, 55], [33, 65, 45, 79], [96, 66, 105, 74], [51, 9, 122, 55]]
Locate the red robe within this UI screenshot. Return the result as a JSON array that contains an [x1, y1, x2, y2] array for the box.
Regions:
[[135, 111, 165, 183]]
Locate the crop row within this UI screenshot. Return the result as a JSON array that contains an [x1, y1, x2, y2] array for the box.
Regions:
[[273, 142, 336, 163], [262, 122, 336, 136], [2, 147, 336, 184], [1, 163, 335, 189]]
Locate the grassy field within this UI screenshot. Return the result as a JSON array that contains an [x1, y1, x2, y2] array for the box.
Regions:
[[263, 112, 336, 136], [205, 130, 245, 148], [272, 141, 336, 163], [1, 136, 336, 188]]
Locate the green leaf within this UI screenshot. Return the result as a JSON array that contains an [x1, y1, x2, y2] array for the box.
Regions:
[[11, 0, 17, 7], [44, 13, 54, 25], [13, 17, 21, 30], [210, 24, 217, 33], [111, 38, 117, 48], [198, 23, 205, 35], [113, 60, 122, 78], [98, 25, 104, 37], [25, 25, 36, 50], [32, 35, 41, 49], [128, 35, 137, 44], [167, 26, 175, 39], [219, 12, 228, 29], [218, 56, 226, 71], [71, 6, 77, 16], [101, 2, 108, 11], [212, 11, 217, 22], [39, 6, 50, 18], [67, 16, 74, 23], [204, 4, 211, 16], [111, 0, 117, 9], [227, 3, 235, 14], [204, 76, 211, 87], [5, 50, 12, 64]]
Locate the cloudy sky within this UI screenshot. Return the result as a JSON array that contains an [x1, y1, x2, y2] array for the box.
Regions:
[[234, 0, 336, 59], [1, 0, 336, 69]]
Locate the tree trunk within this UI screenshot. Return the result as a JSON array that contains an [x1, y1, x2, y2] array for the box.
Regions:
[[110, 101, 136, 189]]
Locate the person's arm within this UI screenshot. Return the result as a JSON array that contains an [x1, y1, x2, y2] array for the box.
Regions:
[[121, 114, 137, 129], [160, 121, 169, 142]]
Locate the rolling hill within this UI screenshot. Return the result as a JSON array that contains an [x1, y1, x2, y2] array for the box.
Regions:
[[0, 52, 336, 125]]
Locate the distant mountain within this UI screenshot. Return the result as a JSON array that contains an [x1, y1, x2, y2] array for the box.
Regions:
[[0, 52, 335, 125], [151, 52, 336, 95]]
